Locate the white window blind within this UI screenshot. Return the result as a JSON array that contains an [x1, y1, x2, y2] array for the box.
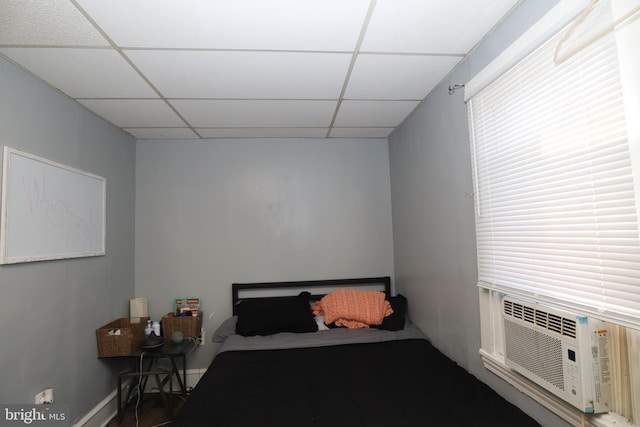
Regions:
[[467, 0, 640, 329]]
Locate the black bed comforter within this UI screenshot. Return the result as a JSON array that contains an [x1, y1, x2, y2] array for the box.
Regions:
[[172, 339, 540, 427]]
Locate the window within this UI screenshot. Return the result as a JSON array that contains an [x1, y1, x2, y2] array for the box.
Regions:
[[467, 0, 640, 330], [466, 0, 640, 425]]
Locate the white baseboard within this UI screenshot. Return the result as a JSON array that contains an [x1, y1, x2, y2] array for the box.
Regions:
[[71, 389, 117, 427], [73, 368, 204, 427]]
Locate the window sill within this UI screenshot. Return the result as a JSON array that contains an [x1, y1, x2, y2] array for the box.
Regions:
[[479, 349, 634, 427]]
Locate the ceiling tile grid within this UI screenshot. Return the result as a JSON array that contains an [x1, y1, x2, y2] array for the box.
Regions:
[[0, 0, 520, 139]]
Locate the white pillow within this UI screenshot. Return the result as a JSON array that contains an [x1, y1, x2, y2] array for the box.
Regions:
[[315, 315, 330, 331]]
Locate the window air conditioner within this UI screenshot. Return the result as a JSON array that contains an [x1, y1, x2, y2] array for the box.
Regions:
[[502, 296, 611, 413]]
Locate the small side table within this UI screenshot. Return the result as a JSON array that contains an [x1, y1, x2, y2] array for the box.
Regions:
[[115, 338, 198, 424]]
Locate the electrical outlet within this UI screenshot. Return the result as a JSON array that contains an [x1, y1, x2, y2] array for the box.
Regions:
[[35, 387, 53, 404]]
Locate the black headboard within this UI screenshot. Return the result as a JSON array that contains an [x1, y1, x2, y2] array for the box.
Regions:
[[232, 276, 391, 315]]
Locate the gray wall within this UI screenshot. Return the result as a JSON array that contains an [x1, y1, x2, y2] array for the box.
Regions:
[[389, 0, 570, 426], [135, 138, 395, 365], [0, 57, 136, 422]]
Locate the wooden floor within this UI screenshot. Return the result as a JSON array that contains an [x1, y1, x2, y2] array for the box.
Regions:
[[106, 393, 186, 427]]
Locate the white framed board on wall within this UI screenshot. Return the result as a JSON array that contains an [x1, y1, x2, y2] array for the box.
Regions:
[[0, 147, 106, 264]]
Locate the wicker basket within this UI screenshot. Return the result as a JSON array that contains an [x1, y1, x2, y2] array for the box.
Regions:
[[96, 317, 149, 357], [162, 313, 202, 339]]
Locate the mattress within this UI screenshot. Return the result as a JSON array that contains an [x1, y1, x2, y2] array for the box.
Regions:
[[172, 323, 540, 427]]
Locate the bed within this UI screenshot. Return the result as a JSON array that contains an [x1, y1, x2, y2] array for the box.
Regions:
[[172, 277, 539, 427]]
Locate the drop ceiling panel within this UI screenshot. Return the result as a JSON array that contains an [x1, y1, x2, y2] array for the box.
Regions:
[[78, 99, 186, 128], [345, 54, 462, 100], [334, 100, 420, 128], [75, 0, 371, 51], [0, 0, 109, 47], [0, 48, 158, 98], [171, 99, 337, 128], [126, 50, 352, 99], [361, 0, 520, 54], [197, 128, 329, 139]]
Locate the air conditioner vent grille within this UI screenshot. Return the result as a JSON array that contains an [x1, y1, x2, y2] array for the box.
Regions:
[[503, 299, 577, 339], [562, 318, 577, 338], [504, 318, 565, 391]]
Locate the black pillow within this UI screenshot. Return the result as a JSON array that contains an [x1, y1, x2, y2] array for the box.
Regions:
[[235, 292, 318, 336], [375, 294, 407, 331]]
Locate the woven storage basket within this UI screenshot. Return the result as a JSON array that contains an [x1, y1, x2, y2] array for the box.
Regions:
[[96, 317, 149, 357], [162, 313, 202, 339]]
